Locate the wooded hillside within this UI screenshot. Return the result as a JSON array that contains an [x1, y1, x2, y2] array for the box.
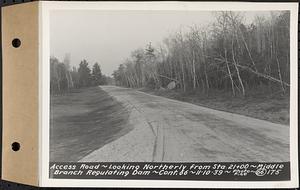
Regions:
[[113, 11, 290, 96]]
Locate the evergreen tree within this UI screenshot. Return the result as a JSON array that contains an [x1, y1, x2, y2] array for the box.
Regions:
[[92, 63, 103, 85], [78, 60, 92, 87], [145, 42, 155, 57]]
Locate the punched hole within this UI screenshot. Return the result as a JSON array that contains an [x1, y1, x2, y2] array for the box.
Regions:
[[11, 142, 20, 151], [12, 38, 21, 48]]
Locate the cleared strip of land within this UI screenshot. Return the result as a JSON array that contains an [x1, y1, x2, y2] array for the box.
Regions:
[[81, 86, 289, 162]]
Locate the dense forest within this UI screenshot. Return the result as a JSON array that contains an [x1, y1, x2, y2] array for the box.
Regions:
[[50, 55, 112, 95], [112, 11, 290, 96]]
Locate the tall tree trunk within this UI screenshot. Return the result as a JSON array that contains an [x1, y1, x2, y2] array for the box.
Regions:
[[238, 27, 257, 71], [181, 62, 186, 92], [204, 64, 209, 92], [232, 37, 246, 96], [202, 35, 210, 93], [225, 48, 235, 96], [192, 51, 196, 89], [276, 54, 285, 93], [200, 76, 205, 93]]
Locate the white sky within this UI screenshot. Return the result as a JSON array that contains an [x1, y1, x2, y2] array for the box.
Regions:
[[50, 10, 272, 76]]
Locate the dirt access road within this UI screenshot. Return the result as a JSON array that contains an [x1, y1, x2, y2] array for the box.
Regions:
[[80, 86, 289, 162]]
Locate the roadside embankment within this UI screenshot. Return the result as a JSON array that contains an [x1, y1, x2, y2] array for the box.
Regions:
[[140, 87, 289, 125], [50, 86, 131, 162]]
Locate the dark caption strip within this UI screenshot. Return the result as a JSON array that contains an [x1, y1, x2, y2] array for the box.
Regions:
[[49, 162, 290, 181]]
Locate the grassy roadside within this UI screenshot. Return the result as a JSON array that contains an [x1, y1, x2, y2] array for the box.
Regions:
[[140, 88, 290, 125], [50, 86, 131, 162]]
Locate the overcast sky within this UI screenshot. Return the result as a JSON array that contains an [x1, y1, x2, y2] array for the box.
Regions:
[[50, 10, 271, 76]]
